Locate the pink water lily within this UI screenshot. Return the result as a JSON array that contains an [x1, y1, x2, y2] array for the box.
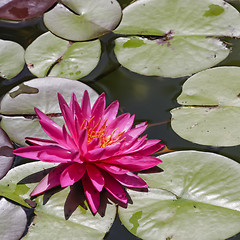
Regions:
[[13, 91, 164, 214]]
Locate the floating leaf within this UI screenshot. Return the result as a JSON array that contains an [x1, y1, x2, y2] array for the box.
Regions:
[[43, 0, 122, 41], [25, 32, 101, 80], [0, 128, 14, 180], [0, 198, 27, 240], [0, 39, 24, 79], [0, 0, 57, 20], [0, 77, 99, 145], [171, 66, 240, 146], [0, 161, 116, 239], [119, 151, 240, 240], [114, 36, 229, 78], [113, 0, 240, 77], [23, 188, 116, 240]]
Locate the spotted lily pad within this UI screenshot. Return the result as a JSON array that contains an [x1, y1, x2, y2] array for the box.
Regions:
[[0, 39, 24, 79], [113, 0, 240, 77], [25, 32, 101, 80], [119, 151, 240, 240], [43, 0, 122, 41], [0, 0, 57, 20], [0, 77, 99, 145], [171, 66, 240, 146], [0, 128, 14, 180], [0, 198, 27, 240]]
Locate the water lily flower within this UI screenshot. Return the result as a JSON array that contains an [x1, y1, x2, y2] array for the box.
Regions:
[[13, 91, 164, 214]]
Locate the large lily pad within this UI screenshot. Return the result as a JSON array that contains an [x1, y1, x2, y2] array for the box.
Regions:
[[171, 66, 240, 146], [0, 77, 99, 145], [0, 198, 27, 240], [43, 0, 122, 41], [25, 32, 101, 80], [119, 151, 240, 240], [0, 0, 57, 20], [0, 128, 14, 180], [0, 39, 25, 79], [0, 161, 116, 239], [114, 36, 229, 78], [113, 0, 240, 77]]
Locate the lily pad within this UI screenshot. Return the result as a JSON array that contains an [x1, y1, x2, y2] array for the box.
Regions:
[[43, 0, 122, 41], [0, 39, 25, 79], [0, 77, 99, 145], [25, 32, 101, 80], [113, 0, 240, 77], [119, 151, 240, 240], [0, 161, 116, 239], [0, 128, 14, 180], [171, 66, 240, 146], [0, 198, 27, 240], [0, 0, 57, 20], [23, 188, 116, 240], [114, 36, 229, 78]]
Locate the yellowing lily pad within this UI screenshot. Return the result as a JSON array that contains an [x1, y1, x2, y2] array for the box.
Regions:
[[0, 39, 24, 79], [113, 0, 240, 77], [25, 32, 101, 80], [43, 0, 122, 41], [171, 66, 240, 146], [119, 151, 240, 240]]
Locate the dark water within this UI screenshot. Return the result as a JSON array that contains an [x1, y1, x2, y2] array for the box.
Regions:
[[1, 0, 240, 239]]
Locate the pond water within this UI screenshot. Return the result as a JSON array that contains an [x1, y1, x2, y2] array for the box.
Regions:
[[1, 0, 240, 239]]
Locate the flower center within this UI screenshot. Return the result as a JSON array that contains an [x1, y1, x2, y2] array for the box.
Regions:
[[81, 117, 125, 148]]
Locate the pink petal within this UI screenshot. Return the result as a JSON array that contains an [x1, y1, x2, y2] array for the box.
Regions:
[[135, 141, 165, 156], [104, 100, 119, 122], [71, 93, 85, 127], [25, 137, 58, 146], [102, 172, 127, 204], [37, 146, 74, 163], [82, 174, 100, 214], [62, 125, 77, 150], [96, 163, 129, 175], [31, 163, 67, 196], [60, 163, 86, 187], [87, 138, 101, 151], [58, 93, 78, 143], [81, 91, 91, 120], [13, 145, 66, 161], [124, 122, 148, 139], [85, 143, 121, 161], [103, 155, 162, 171], [35, 108, 68, 148], [111, 172, 148, 188], [86, 164, 104, 192], [78, 129, 88, 154], [91, 93, 105, 128], [106, 113, 133, 136]]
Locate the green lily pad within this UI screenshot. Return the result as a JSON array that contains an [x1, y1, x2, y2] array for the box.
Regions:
[[171, 66, 240, 146], [43, 0, 122, 41], [0, 39, 24, 79], [25, 32, 101, 80], [119, 151, 240, 240], [0, 198, 27, 240], [0, 77, 99, 145], [23, 188, 116, 240], [113, 0, 240, 77], [0, 128, 14, 180], [114, 36, 229, 78], [0, 161, 116, 239]]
